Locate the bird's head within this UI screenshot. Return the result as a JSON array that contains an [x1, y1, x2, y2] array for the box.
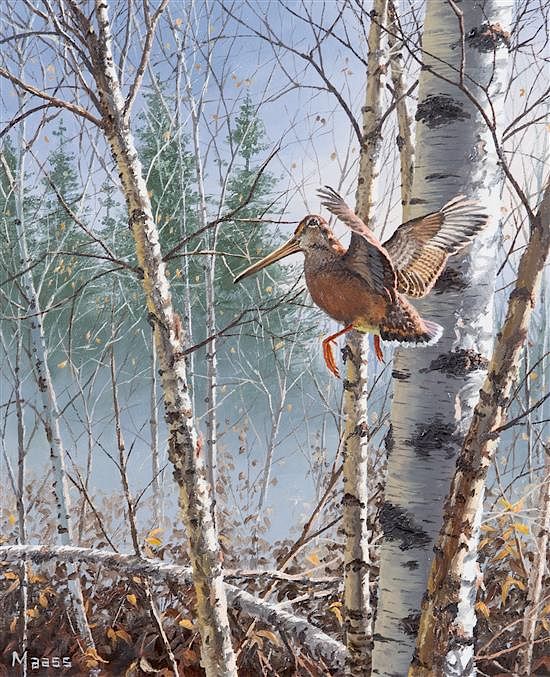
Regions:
[[233, 214, 336, 283]]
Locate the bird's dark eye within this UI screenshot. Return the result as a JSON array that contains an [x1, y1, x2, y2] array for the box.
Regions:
[[307, 217, 320, 228]]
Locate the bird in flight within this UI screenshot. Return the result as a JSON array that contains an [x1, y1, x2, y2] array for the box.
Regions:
[[234, 186, 488, 378]]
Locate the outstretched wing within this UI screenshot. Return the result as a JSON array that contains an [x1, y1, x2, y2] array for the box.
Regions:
[[382, 196, 488, 298], [317, 186, 396, 301]]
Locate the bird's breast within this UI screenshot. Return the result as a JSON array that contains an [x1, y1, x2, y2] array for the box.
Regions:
[[304, 266, 388, 326]]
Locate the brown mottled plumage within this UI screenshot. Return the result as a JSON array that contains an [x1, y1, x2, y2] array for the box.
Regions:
[[234, 186, 488, 377]]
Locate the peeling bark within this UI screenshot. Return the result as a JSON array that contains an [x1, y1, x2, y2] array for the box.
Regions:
[[67, 2, 239, 674], [411, 182, 550, 676], [342, 1, 388, 673], [371, 1, 513, 674]]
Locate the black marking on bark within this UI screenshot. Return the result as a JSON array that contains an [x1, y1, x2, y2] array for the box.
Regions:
[[410, 197, 429, 205], [404, 559, 419, 570], [399, 612, 421, 636], [379, 502, 431, 550], [421, 349, 489, 376], [384, 424, 394, 457], [433, 266, 468, 294], [343, 492, 366, 510], [466, 23, 511, 52], [415, 95, 470, 128], [425, 172, 460, 181], [340, 345, 353, 364], [392, 368, 410, 380], [344, 558, 370, 574], [406, 418, 457, 459]]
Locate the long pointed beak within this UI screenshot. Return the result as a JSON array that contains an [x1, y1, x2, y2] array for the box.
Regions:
[[233, 237, 301, 283]]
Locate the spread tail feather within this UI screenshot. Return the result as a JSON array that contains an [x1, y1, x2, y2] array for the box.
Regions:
[[379, 298, 443, 347]]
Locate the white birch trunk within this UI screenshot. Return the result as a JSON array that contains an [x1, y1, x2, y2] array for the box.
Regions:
[[412, 181, 550, 676], [150, 334, 162, 526], [343, 1, 387, 672], [79, 3, 238, 674], [371, 2, 512, 674], [2, 141, 94, 649], [388, 0, 414, 209]]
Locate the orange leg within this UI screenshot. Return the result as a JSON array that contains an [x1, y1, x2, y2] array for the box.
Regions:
[[322, 324, 354, 378], [373, 335, 385, 363]]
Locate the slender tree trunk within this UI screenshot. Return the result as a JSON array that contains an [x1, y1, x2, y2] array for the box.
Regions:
[[516, 445, 550, 675], [1, 144, 95, 651], [15, 335, 29, 677], [78, 3, 238, 673], [182, 51, 219, 504], [387, 0, 414, 210], [343, 1, 387, 673], [412, 181, 550, 676], [150, 330, 162, 526], [371, 2, 512, 674]]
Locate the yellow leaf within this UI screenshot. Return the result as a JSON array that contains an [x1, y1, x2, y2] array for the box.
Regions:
[[529, 372, 538, 380], [501, 577, 524, 605], [4, 571, 18, 580], [494, 546, 512, 561], [57, 360, 67, 369], [126, 594, 137, 606], [265, 286, 273, 293], [498, 497, 513, 510], [27, 607, 39, 618], [38, 592, 48, 608], [480, 524, 496, 533], [9, 616, 17, 632], [178, 618, 194, 629], [513, 522, 529, 535], [84, 648, 108, 664], [132, 576, 142, 584], [256, 629, 281, 646], [328, 603, 344, 624], [519, 87, 526, 96], [145, 536, 162, 547], [274, 341, 284, 350], [107, 627, 117, 641], [116, 629, 132, 644], [542, 618, 550, 632], [475, 601, 490, 619], [175, 17, 182, 26], [306, 552, 321, 566], [148, 527, 164, 537], [478, 538, 491, 550], [7, 513, 16, 525]]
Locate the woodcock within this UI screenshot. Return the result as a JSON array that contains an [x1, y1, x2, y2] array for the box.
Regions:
[[234, 187, 488, 378]]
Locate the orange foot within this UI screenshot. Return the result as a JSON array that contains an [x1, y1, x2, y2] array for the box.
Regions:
[[374, 335, 385, 363], [321, 324, 354, 378]]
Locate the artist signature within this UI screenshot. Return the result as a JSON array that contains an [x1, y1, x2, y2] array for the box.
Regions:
[[12, 651, 72, 671]]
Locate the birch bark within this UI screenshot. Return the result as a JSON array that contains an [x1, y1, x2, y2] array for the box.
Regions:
[[371, 2, 512, 674], [1, 145, 94, 650], [412, 181, 550, 676], [71, 2, 238, 673], [342, 1, 387, 673]]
